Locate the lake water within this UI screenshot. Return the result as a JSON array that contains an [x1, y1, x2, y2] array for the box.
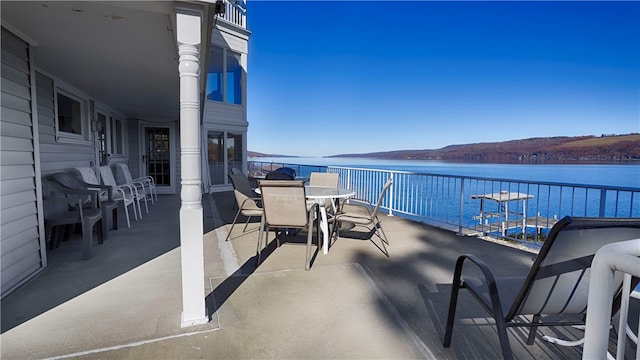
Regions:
[[250, 157, 640, 188]]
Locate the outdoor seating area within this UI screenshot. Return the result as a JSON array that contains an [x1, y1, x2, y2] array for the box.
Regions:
[[41, 165, 157, 259], [3, 186, 638, 359]]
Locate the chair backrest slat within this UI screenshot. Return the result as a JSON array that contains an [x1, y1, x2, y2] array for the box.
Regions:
[[112, 163, 134, 184], [259, 180, 307, 228], [228, 173, 254, 198], [309, 172, 339, 188], [74, 167, 100, 185], [509, 216, 640, 319], [98, 166, 118, 187], [371, 179, 393, 218]]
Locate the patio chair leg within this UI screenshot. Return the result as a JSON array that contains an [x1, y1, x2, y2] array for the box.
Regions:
[[81, 221, 94, 260], [225, 210, 242, 241], [443, 271, 462, 347], [242, 216, 252, 232], [256, 218, 266, 266], [374, 226, 389, 257], [98, 218, 105, 244], [123, 203, 131, 228], [376, 221, 390, 245], [495, 317, 514, 360], [527, 314, 541, 345]]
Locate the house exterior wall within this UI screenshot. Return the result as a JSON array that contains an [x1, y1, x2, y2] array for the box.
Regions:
[[35, 72, 96, 175], [1, 28, 44, 298], [202, 19, 250, 191]]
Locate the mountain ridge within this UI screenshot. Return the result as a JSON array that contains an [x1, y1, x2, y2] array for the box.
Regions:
[[249, 134, 640, 163]]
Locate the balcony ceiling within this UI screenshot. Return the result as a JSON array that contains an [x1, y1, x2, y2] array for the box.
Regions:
[[1, 1, 183, 121]]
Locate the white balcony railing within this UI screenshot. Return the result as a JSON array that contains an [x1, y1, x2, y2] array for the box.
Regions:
[[248, 161, 640, 248], [217, 0, 246, 29]]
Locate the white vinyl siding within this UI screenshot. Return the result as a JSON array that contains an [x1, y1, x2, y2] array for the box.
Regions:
[[1, 28, 42, 298]]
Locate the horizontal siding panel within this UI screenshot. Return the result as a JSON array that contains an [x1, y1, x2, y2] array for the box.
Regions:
[[1, 150, 34, 166], [40, 160, 94, 174], [0, 49, 29, 74], [40, 151, 93, 163], [1, 30, 29, 62], [38, 142, 94, 154], [1, 235, 40, 272], [0, 226, 39, 256], [38, 131, 56, 144], [1, 91, 30, 113], [0, 136, 33, 152], [1, 213, 37, 240], [36, 103, 55, 119], [1, 177, 35, 195], [1, 254, 41, 295], [36, 81, 54, 103], [1, 105, 32, 126], [1, 77, 31, 100], [203, 102, 245, 125], [1, 120, 33, 139], [0, 165, 34, 181], [2, 63, 30, 87], [214, 30, 249, 53], [1, 202, 37, 225], [0, 189, 36, 210]]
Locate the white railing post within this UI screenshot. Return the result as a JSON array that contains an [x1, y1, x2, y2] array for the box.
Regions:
[[458, 178, 465, 235], [388, 171, 394, 216], [599, 188, 607, 217], [176, 7, 208, 328], [583, 238, 640, 359]]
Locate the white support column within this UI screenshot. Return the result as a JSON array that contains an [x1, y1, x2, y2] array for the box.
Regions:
[[176, 8, 208, 327], [583, 239, 640, 359]]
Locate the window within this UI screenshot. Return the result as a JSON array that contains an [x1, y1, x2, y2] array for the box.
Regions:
[[206, 130, 245, 186], [226, 52, 242, 105], [206, 46, 243, 105], [109, 116, 125, 156], [207, 47, 223, 101], [56, 89, 89, 143]]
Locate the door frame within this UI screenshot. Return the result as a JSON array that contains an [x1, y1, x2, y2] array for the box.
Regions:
[[138, 121, 177, 194]]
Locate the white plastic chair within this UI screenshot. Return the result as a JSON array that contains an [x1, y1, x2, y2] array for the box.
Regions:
[[98, 166, 141, 224], [76, 167, 137, 228], [111, 163, 157, 203]]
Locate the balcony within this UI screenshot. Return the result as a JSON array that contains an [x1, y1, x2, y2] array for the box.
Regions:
[[2, 186, 637, 359], [217, 0, 247, 29]]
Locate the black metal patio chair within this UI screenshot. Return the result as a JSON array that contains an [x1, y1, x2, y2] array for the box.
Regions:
[[443, 216, 640, 359]]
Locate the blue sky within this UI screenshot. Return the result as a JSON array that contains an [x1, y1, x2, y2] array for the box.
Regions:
[[245, 1, 640, 157]]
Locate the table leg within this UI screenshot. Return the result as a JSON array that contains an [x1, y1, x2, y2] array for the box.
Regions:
[[319, 204, 329, 254]]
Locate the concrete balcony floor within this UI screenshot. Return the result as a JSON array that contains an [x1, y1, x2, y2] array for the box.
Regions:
[[0, 192, 623, 359]]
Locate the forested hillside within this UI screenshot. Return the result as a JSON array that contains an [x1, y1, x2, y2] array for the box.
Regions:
[[328, 134, 640, 162], [249, 134, 640, 162]]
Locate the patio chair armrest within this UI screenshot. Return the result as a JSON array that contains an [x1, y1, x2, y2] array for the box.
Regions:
[[308, 202, 319, 221], [73, 178, 114, 201], [240, 197, 262, 209], [114, 183, 136, 197], [453, 254, 505, 318], [133, 176, 155, 185]]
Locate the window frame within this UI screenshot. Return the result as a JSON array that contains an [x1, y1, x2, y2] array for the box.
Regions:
[[206, 46, 244, 106], [108, 115, 126, 157], [54, 86, 90, 144]]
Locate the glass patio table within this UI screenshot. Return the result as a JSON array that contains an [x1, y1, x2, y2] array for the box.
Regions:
[[255, 185, 355, 254]]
